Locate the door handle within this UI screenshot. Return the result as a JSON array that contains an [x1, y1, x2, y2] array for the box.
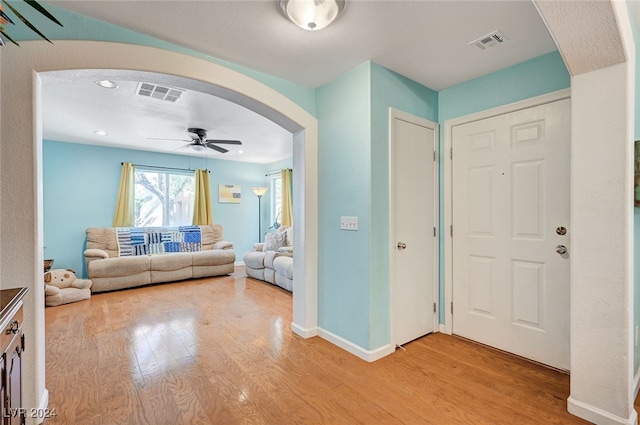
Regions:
[[555, 245, 567, 255], [397, 242, 407, 250]]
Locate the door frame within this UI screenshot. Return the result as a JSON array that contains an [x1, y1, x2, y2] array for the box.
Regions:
[[443, 88, 571, 335], [389, 108, 440, 344]]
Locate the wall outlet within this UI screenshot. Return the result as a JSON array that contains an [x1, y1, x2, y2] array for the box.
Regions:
[[340, 216, 358, 231]]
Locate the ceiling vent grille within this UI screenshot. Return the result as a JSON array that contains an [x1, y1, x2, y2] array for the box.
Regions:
[[136, 82, 184, 102], [469, 30, 507, 50]]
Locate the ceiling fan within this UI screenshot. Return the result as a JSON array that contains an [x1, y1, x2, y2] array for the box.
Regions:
[[150, 127, 242, 153]]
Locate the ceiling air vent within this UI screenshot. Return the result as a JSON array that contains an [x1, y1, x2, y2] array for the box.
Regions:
[[136, 82, 184, 102], [469, 30, 507, 50]]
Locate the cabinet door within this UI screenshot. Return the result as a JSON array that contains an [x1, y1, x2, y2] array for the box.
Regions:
[[5, 335, 22, 425]]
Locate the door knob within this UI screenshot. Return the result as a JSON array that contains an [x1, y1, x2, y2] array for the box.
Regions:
[[555, 245, 567, 255], [397, 242, 407, 250]]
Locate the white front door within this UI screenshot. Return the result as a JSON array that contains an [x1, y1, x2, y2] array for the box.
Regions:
[[390, 109, 438, 347], [451, 98, 570, 370]]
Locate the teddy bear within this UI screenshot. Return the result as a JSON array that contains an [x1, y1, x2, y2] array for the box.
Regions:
[[44, 268, 92, 307]]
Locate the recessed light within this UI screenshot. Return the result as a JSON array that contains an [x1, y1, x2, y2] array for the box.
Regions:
[[238, 150, 245, 154], [96, 80, 118, 89], [94, 130, 108, 136]]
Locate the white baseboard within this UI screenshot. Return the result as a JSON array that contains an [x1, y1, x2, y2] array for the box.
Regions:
[[318, 327, 394, 362], [235, 261, 245, 267], [439, 323, 447, 333], [31, 389, 49, 425], [568, 396, 638, 425], [291, 322, 317, 338]]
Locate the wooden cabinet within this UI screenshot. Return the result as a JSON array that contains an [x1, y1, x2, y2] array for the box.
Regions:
[[0, 289, 27, 425]]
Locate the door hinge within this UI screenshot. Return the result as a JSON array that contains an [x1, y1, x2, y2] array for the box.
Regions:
[[433, 302, 437, 313], [450, 302, 453, 315], [450, 146, 453, 160], [450, 225, 453, 237], [433, 150, 437, 161], [433, 227, 436, 237]]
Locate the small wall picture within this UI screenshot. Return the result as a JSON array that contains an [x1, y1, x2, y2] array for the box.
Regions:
[[219, 184, 241, 204]]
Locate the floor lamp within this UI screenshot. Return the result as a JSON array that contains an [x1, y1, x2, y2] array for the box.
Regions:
[[252, 187, 268, 242]]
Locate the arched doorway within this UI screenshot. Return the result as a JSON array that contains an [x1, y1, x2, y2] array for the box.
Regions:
[[0, 40, 318, 413]]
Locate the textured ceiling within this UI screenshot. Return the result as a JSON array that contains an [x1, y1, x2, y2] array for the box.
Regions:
[[534, 0, 627, 76], [43, 0, 559, 163], [49, 0, 557, 90]]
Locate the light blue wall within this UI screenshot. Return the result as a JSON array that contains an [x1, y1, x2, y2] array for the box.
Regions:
[[316, 62, 372, 349], [437, 51, 570, 322], [267, 158, 294, 173], [369, 63, 438, 348], [438, 51, 570, 123], [44, 141, 269, 277], [11, 2, 316, 115]]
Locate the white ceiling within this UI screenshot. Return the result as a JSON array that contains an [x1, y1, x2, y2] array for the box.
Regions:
[[43, 0, 558, 163]]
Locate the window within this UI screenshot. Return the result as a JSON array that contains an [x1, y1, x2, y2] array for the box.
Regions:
[[271, 175, 282, 228], [134, 168, 195, 227]]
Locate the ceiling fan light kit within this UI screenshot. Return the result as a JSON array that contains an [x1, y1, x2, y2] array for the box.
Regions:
[[183, 127, 242, 154], [279, 0, 345, 31]]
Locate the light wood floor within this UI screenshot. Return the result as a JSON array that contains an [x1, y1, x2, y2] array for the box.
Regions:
[[45, 267, 594, 424]]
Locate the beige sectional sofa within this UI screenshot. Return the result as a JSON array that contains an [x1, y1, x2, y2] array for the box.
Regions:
[[243, 226, 293, 292], [84, 224, 235, 292]]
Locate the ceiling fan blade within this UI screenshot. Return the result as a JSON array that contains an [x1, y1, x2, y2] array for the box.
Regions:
[[205, 139, 242, 145], [148, 137, 191, 142], [206, 144, 229, 153], [174, 142, 193, 151]]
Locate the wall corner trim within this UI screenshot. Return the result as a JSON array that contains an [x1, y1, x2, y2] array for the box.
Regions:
[[291, 322, 318, 338], [318, 327, 394, 362], [36, 389, 49, 425], [568, 396, 637, 425]]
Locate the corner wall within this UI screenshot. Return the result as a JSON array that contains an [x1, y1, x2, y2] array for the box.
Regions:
[[316, 62, 372, 349]]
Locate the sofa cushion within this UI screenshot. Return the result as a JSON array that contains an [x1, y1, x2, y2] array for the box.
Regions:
[[281, 226, 293, 247], [86, 227, 119, 258], [89, 255, 150, 278], [273, 256, 293, 280], [149, 252, 192, 271], [263, 232, 285, 252], [200, 225, 224, 250], [192, 249, 236, 266], [243, 251, 266, 269], [263, 251, 279, 269]]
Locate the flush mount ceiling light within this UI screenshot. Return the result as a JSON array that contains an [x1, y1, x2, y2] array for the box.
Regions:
[[279, 0, 345, 31], [96, 80, 118, 89], [93, 130, 108, 136]]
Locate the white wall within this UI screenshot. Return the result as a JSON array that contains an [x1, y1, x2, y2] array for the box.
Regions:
[[535, 1, 636, 424]]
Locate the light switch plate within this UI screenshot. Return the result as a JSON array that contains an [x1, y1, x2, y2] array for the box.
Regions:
[[340, 216, 358, 231]]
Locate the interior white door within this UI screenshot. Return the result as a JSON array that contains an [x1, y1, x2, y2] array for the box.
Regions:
[[391, 111, 437, 347], [451, 98, 570, 370]]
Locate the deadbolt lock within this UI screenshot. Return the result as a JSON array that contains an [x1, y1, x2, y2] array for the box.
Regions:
[[555, 226, 567, 236]]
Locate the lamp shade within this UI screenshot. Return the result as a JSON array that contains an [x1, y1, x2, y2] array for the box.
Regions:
[[279, 0, 345, 31], [252, 187, 268, 197]]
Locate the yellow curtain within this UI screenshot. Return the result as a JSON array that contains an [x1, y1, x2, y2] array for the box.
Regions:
[[281, 169, 293, 227], [192, 169, 213, 225], [112, 162, 135, 227]]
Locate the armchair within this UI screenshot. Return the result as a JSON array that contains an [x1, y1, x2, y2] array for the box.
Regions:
[[243, 226, 293, 291]]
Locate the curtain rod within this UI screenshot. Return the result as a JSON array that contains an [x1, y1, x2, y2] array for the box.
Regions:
[[122, 162, 209, 173], [265, 168, 292, 177]]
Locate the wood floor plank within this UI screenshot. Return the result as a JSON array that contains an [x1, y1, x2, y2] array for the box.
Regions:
[[45, 267, 600, 424]]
